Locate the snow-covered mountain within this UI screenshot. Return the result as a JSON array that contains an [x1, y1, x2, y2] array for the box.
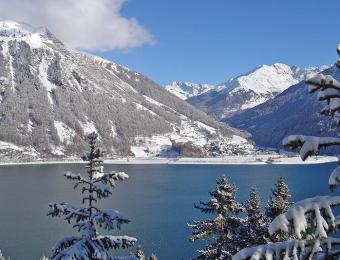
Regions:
[[0, 21, 254, 161], [164, 81, 215, 100], [225, 65, 339, 149], [187, 63, 328, 119]]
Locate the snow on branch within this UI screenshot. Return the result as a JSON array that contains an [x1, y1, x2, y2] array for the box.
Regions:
[[330, 98, 340, 115], [96, 235, 137, 250], [93, 209, 131, 230], [92, 183, 113, 198], [232, 237, 340, 260], [282, 135, 340, 161], [82, 147, 106, 161], [306, 74, 340, 93], [269, 196, 340, 239], [317, 88, 340, 101], [74, 221, 97, 238], [51, 236, 80, 259], [51, 236, 127, 260], [232, 240, 308, 260], [189, 219, 216, 242], [64, 171, 90, 188], [329, 166, 340, 191], [47, 202, 90, 223], [93, 171, 129, 184], [51, 239, 90, 260]]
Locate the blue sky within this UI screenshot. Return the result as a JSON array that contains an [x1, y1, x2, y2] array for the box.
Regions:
[[88, 0, 340, 86], [4, 0, 337, 86]]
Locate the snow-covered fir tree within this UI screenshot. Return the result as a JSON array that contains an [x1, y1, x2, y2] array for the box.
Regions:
[[189, 175, 244, 259], [265, 177, 294, 242], [239, 186, 267, 248], [265, 177, 291, 222], [233, 45, 340, 260], [47, 132, 137, 259], [265, 176, 294, 242]]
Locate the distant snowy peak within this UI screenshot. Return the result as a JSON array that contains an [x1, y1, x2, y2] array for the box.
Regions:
[[165, 81, 214, 100], [188, 63, 328, 120], [219, 63, 328, 95]]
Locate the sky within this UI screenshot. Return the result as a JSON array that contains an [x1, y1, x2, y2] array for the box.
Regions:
[[0, 0, 340, 86]]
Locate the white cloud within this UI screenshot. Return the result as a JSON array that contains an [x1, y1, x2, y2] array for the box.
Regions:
[[0, 0, 154, 51]]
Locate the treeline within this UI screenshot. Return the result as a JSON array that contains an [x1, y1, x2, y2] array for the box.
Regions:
[[189, 176, 292, 259]]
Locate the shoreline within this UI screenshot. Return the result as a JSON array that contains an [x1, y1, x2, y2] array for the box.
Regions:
[[0, 155, 337, 166]]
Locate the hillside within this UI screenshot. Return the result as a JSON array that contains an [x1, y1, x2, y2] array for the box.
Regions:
[[0, 21, 253, 161]]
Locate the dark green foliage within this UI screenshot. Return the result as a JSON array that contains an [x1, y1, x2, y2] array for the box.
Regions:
[[189, 176, 244, 259], [265, 177, 291, 221], [265, 176, 293, 241], [239, 186, 268, 248]]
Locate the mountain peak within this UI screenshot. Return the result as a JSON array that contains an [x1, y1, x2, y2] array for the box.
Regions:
[[0, 20, 43, 36], [0, 20, 60, 49], [225, 63, 328, 95], [0, 21, 250, 160], [187, 63, 328, 120], [164, 81, 214, 100]]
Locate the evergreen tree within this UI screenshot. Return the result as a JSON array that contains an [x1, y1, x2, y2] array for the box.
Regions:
[[47, 132, 137, 259], [265, 176, 291, 221], [189, 175, 244, 259], [265, 177, 293, 242], [239, 186, 267, 248]]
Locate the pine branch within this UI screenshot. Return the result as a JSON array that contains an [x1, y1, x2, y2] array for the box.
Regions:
[[96, 235, 137, 250], [269, 196, 340, 239], [306, 74, 340, 93], [282, 135, 340, 161], [93, 209, 131, 230], [47, 202, 90, 223]]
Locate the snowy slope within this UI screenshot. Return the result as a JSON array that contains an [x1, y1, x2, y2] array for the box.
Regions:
[[164, 81, 214, 100], [187, 63, 328, 119], [0, 21, 253, 161]]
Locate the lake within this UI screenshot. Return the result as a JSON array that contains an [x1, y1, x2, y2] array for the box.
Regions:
[[0, 163, 337, 259]]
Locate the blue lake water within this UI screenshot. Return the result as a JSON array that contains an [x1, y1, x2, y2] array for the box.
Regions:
[[0, 163, 337, 259]]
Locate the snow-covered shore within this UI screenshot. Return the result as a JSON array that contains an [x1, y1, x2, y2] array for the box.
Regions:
[[0, 155, 337, 166]]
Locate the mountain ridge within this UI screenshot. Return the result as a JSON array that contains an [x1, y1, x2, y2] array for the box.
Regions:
[[164, 81, 215, 100], [225, 65, 339, 149], [186, 63, 328, 119]]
